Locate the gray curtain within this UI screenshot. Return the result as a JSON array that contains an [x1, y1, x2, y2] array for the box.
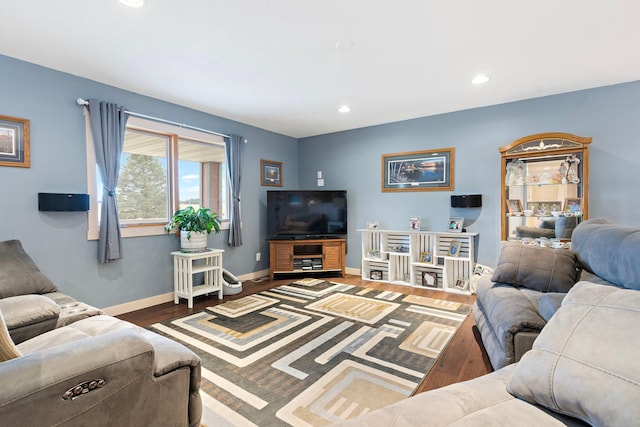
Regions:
[[87, 99, 129, 263], [225, 134, 245, 246]]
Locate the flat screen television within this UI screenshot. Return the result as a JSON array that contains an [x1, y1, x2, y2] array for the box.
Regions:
[[267, 190, 347, 239]]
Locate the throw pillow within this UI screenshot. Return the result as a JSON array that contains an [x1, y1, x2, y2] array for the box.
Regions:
[[0, 309, 22, 362], [491, 241, 579, 292], [0, 240, 57, 298], [506, 282, 640, 426]]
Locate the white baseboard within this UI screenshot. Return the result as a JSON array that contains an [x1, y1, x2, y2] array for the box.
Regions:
[[345, 266, 360, 276], [103, 269, 270, 316]]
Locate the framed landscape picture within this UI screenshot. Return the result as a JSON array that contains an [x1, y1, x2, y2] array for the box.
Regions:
[[382, 148, 454, 192], [0, 115, 30, 168], [260, 159, 282, 186]]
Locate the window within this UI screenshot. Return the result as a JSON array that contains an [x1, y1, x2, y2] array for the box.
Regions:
[[86, 114, 229, 240]]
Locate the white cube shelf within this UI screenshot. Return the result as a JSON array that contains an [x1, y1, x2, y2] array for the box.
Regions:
[[359, 229, 478, 295]]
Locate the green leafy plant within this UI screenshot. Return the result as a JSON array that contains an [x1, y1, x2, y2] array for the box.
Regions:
[[165, 206, 221, 240]]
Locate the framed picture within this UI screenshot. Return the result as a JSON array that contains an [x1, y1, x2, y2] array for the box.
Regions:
[[366, 249, 380, 259], [382, 148, 454, 192], [370, 270, 383, 280], [420, 251, 433, 264], [447, 240, 461, 257], [447, 217, 463, 232], [409, 216, 421, 230], [564, 197, 583, 214], [453, 278, 469, 291], [525, 200, 561, 216], [260, 159, 282, 186], [0, 115, 30, 168], [366, 221, 379, 230], [421, 271, 438, 287], [506, 199, 523, 215]]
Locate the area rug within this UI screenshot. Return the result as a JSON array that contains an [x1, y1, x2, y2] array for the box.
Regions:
[[149, 279, 471, 426]]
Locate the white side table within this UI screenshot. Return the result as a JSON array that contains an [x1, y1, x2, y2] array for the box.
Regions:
[[171, 249, 224, 308]]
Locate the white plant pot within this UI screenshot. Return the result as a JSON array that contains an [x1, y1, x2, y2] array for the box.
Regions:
[[180, 231, 208, 252]]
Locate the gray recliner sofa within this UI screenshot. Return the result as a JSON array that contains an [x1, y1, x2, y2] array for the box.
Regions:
[[333, 219, 640, 426], [0, 240, 202, 426], [473, 218, 631, 369]]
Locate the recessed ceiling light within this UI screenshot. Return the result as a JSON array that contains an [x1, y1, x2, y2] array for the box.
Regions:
[[338, 105, 351, 113], [472, 74, 490, 85], [335, 40, 354, 49], [119, 0, 144, 7]]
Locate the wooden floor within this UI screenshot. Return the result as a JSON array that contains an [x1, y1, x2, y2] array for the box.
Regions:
[[117, 274, 494, 394]]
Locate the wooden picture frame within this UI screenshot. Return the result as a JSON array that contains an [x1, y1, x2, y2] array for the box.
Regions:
[[447, 217, 463, 232], [564, 197, 583, 213], [260, 159, 282, 186], [447, 240, 461, 257], [382, 148, 454, 192], [453, 278, 469, 291], [0, 115, 30, 168], [506, 199, 523, 215], [420, 251, 433, 264]]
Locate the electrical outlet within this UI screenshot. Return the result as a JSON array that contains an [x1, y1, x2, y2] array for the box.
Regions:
[[256, 252, 261, 262]]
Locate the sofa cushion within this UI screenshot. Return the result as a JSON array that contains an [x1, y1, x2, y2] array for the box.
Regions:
[[331, 365, 586, 426], [571, 218, 640, 290], [0, 309, 22, 362], [0, 240, 57, 298], [491, 241, 580, 292], [538, 293, 565, 322], [506, 282, 640, 426]]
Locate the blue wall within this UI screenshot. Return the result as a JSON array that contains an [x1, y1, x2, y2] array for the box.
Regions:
[[299, 82, 640, 268], [2, 52, 639, 308], [0, 54, 298, 308]]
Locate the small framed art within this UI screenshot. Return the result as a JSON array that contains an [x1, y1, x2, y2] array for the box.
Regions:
[[367, 221, 379, 230], [260, 159, 282, 186], [409, 216, 421, 230], [453, 278, 469, 291], [506, 199, 523, 215], [447, 217, 463, 232], [564, 197, 582, 214], [421, 271, 438, 287], [370, 270, 383, 280], [448, 240, 461, 257], [420, 251, 433, 264], [0, 115, 30, 168]]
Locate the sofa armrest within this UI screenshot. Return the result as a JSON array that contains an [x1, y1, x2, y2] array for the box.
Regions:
[[0, 329, 155, 426]]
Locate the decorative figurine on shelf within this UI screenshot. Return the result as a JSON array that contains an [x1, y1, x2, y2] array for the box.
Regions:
[[505, 159, 525, 186], [564, 154, 580, 184], [559, 161, 568, 184]]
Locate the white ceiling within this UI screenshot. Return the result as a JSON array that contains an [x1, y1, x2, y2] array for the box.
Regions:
[[2, 1, 640, 138]]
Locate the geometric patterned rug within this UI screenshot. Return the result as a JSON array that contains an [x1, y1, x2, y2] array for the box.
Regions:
[[149, 279, 471, 426]]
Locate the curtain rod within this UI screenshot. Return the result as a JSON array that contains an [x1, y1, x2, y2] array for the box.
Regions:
[[76, 97, 231, 139]]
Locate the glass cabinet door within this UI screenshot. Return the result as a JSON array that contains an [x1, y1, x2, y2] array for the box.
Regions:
[[500, 133, 591, 241]]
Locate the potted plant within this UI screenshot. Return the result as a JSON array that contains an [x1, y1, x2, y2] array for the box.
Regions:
[[165, 206, 221, 251]]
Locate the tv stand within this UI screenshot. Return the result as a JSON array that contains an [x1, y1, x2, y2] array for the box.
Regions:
[[269, 238, 346, 280]]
